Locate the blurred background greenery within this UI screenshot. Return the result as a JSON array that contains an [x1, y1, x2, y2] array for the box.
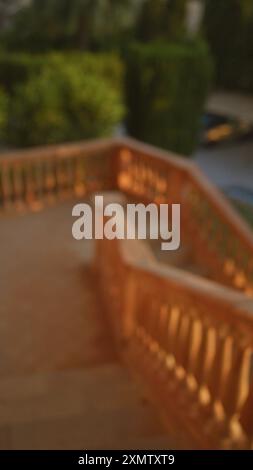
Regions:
[[0, 0, 252, 154]]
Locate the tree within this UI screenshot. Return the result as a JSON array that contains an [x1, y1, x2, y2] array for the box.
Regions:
[[3, 0, 141, 51], [0, 0, 30, 30], [203, 0, 253, 91], [136, 0, 187, 42]]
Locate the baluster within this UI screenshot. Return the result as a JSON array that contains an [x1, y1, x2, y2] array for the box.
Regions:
[[31, 162, 44, 211], [0, 165, 3, 210], [154, 171, 165, 203], [177, 313, 194, 382], [44, 159, 56, 203], [12, 162, 25, 211], [221, 343, 251, 420], [1, 163, 12, 210], [24, 162, 37, 208], [68, 158, 76, 196], [33, 159, 45, 209], [180, 313, 196, 388], [207, 326, 233, 421], [74, 157, 86, 196], [239, 371, 253, 443], [66, 157, 75, 195], [54, 158, 62, 198], [149, 302, 170, 374], [158, 304, 170, 352], [174, 311, 190, 381], [139, 163, 146, 195], [187, 317, 202, 378], [137, 294, 151, 347], [165, 305, 181, 373], [118, 149, 133, 192], [55, 158, 62, 197], [143, 163, 150, 196], [146, 299, 158, 353], [193, 322, 214, 406]]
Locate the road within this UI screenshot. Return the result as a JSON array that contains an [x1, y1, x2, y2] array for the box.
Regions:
[[194, 139, 253, 193]]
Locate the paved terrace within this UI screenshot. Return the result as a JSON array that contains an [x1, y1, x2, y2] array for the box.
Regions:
[[0, 201, 169, 450]]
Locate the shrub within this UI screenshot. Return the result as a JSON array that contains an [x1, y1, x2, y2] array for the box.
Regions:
[[7, 61, 125, 147], [124, 39, 213, 155], [0, 87, 8, 140], [0, 53, 45, 94], [0, 52, 124, 95], [49, 52, 124, 95]]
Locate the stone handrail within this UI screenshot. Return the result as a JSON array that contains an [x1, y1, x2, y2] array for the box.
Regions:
[[0, 139, 116, 213], [114, 138, 253, 295], [95, 234, 253, 449]]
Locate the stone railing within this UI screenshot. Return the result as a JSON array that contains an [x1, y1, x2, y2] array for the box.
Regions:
[[0, 139, 116, 213], [95, 232, 253, 449], [1, 137, 253, 448], [115, 138, 253, 295]]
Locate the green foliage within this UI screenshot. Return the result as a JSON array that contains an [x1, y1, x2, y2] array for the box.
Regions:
[[59, 52, 124, 94], [0, 87, 8, 139], [0, 52, 45, 94], [6, 59, 125, 147], [125, 39, 213, 155], [0, 51, 124, 95], [203, 0, 253, 92], [3, 0, 140, 52]]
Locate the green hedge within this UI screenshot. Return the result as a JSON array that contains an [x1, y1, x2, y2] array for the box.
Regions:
[[0, 52, 124, 95], [0, 87, 8, 140], [6, 57, 125, 147], [203, 0, 253, 92], [0, 52, 124, 147], [0, 53, 44, 94], [124, 40, 213, 155]]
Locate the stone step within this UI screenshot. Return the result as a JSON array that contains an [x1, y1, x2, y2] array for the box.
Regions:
[[0, 364, 169, 450], [0, 365, 142, 425]]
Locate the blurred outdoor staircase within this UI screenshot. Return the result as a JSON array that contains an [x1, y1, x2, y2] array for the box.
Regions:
[[1, 138, 253, 450]]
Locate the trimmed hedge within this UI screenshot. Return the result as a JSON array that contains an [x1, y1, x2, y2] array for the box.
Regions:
[[6, 58, 125, 147], [0, 87, 8, 140], [124, 40, 213, 155]]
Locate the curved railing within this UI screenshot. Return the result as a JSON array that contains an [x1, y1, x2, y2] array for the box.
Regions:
[[1, 137, 253, 448]]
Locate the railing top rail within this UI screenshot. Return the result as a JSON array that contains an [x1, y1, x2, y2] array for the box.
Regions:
[[119, 237, 253, 325], [189, 164, 253, 252], [114, 137, 253, 252], [114, 136, 194, 172], [0, 138, 115, 164], [1, 135, 253, 254]]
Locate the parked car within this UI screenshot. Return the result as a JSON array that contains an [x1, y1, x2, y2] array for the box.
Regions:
[[201, 113, 253, 145]]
